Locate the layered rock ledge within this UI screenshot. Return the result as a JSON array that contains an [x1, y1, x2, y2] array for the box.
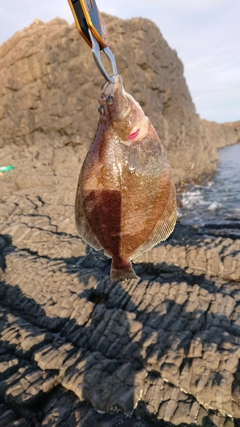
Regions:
[[0, 143, 240, 426]]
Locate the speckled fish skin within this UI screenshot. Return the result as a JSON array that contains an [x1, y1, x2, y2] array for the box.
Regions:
[[75, 75, 177, 281]]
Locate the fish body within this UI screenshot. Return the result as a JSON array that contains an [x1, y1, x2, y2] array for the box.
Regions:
[[75, 75, 177, 281]]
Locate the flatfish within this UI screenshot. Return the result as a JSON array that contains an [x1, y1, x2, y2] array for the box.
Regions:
[[75, 75, 177, 281]]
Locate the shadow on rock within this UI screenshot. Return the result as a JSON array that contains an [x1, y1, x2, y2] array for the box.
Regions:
[[0, 234, 240, 426]]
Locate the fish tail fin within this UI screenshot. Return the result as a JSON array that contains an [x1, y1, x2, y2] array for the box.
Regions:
[[110, 267, 138, 282], [110, 259, 138, 282]]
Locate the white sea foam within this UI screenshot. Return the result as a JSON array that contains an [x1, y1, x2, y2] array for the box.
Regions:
[[181, 189, 202, 206], [207, 201, 222, 211]]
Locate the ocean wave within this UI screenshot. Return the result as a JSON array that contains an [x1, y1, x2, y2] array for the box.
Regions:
[[179, 143, 240, 224]]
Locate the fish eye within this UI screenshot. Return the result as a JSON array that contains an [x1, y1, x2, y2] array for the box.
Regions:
[[106, 95, 114, 106]]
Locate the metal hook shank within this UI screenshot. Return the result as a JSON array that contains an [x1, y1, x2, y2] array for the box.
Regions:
[[88, 29, 118, 83]]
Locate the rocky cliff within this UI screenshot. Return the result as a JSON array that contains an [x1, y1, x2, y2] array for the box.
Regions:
[[0, 16, 239, 187]]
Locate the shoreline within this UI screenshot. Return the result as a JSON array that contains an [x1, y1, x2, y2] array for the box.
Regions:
[[0, 132, 240, 427], [1, 175, 240, 426]]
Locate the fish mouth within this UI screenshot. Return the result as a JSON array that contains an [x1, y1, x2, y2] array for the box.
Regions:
[[101, 74, 123, 97], [99, 74, 130, 118], [102, 81, 115, 96]]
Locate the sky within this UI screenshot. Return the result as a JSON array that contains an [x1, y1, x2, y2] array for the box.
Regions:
[[0, 0, 239, 123]]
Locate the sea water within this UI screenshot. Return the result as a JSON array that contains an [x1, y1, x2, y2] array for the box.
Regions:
[[179, 142, 240, 225]]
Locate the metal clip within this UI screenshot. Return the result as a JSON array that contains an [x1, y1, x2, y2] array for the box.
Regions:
[[88, 29, 118, 83]]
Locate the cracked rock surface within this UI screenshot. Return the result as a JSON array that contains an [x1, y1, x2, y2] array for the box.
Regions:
[[0, 147, 240, 427]]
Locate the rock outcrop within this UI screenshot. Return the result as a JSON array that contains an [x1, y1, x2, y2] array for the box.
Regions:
[[0, 16, 239, 186], [202, 119, 240, 150]]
